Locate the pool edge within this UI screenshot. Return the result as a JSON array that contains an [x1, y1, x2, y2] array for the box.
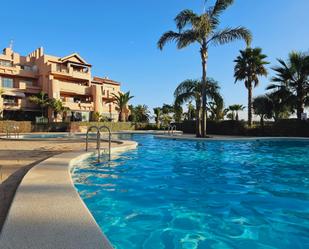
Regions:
[[0, 140, 137, 249]]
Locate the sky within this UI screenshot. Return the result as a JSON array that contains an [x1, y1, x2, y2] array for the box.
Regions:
[[1, 0, 309, 119]]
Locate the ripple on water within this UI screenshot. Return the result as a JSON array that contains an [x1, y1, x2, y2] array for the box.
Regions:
[[72, 135, 309, 249]]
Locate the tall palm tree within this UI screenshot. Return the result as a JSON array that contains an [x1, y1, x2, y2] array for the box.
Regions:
[[110, 91, 134, 122], [267, 52, 309, 119], [234, 47, 269, 126], [158, 0, 252, 137], [153, 107, 162, 128], [28, 91, 50, 118], [252, 95, 273, 127], [174, 78, 222, 137]]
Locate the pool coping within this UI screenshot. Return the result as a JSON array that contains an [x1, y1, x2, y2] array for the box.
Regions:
[[0, 130, 183, 141], [0, 139, 137, 249]]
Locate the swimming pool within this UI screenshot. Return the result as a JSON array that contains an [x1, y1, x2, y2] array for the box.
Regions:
[[72, 135, 309, 249]]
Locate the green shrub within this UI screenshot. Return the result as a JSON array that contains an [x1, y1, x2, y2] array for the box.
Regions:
[[0, 121, 32, 133]]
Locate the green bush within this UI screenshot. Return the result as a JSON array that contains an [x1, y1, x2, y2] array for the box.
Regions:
[[174, 119, 309, 137], [0, 121, 32, 133], [70, 122, 135, 132], [134, 123, 160, 130]]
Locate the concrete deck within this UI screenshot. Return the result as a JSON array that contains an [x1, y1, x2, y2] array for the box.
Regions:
[[0, 140, 137, 249]]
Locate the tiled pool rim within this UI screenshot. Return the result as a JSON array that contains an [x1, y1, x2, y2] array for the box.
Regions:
[[0, 139, 137, 249]]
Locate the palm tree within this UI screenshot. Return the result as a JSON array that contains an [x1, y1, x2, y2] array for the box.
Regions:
[[185, 101, 195, 121], [208, 94, 225, 121], [173, 104, 183, 123], [134, 104, 150, 123], [174, 78, 222, 137], [267, 91, 293, 121], [153, 107, 162, 128], [234, 47, 269, 126], [158, 0, 252, 137], [267, 52, 309, 119], [228, 104, 245, 121], [252, 95, 273, 127], [110, 91, 134, 122], [28, 91, 50, 118], [49, 98, 70, 122]]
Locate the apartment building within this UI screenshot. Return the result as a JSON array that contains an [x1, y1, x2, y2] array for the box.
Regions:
[[0, 46, 123, 122]]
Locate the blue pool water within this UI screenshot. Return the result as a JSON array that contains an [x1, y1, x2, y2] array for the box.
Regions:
[[72, 135, 309, 249]]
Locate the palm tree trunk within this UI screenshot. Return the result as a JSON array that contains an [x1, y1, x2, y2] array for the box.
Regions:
[[248, 83, 253, 127], [260, 115, 264, 128], [120, 110, 126, 122], [200, 45, 208, 138], [156, 116, 160, 128], [195, 100, 201, 137], [297, 94, 305, 120]]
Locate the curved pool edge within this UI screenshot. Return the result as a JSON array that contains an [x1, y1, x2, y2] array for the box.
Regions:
[[0, 140, 137, 249]]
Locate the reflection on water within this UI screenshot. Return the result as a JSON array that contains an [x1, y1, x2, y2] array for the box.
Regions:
[[72, 135, 309, 249]]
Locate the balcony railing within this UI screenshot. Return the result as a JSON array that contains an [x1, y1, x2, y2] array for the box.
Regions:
[[63, 101, 94, 111], [51, 64, 91, 80]]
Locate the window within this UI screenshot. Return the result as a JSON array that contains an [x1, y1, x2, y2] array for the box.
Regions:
[[20, 65, 33, 71], [21, 80, 33, 86], [2, 77, 14, 88], [3, 96, 16, 104], [0, 60, 13, 67]]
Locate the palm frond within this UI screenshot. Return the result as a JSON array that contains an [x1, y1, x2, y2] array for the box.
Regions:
[[174, 9, 198, 30], [210, 0, 234, 17], [209, 27, 252, 46], [157, 31, 181, 50], [177, 30, 201, 48]]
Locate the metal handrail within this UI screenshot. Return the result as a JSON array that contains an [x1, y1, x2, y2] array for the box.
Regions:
[[167, 125, 177, 136], [4, 124, 19, 138], [86, 126, 100, 162], [99, 125, 111, 161], [85, 125, 112, 163]]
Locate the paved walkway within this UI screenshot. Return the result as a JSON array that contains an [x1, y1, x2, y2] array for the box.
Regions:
[[0, 137, 121, 233]]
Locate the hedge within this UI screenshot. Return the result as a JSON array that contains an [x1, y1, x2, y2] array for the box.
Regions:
[[174, 119, 309, 137], [69, 122, 135, 132], [0, 121, 32, 133], [0, 121, 159, 133]]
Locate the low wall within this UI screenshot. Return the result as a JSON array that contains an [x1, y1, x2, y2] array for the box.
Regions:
[[174, 120, 309, 137], [69, 122, 135, 132], [0, 121, 32, 133], [0, 121, 158, 133]]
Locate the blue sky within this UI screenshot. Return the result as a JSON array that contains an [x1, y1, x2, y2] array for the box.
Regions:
[[1, 0, 309, 118]]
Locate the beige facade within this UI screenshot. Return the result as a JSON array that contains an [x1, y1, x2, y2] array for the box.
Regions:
[[0, 46, 121, 122]]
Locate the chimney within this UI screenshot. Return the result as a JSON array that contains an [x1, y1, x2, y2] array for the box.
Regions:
[[3, 47, 13, 56]]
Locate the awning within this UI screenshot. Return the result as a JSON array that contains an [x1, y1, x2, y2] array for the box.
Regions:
[[3, 91, 25, 98]]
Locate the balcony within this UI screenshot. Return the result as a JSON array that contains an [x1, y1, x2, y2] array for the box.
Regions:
[[63, 101, 94, 111], [18, 82, 41, 94], [50, 64, 91, 81], [0, 64, 37, 78], [59, 81, 91, 95]]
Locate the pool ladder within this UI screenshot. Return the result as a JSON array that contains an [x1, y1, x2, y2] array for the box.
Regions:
[[165, 125, 177, 136], [5, 124, 20, 139], [85, 125, 111, 162]]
